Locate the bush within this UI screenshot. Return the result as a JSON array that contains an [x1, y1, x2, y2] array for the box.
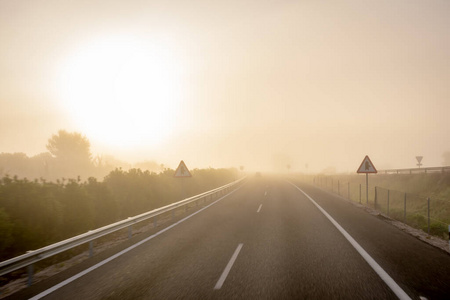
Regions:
[[0, 167, 237, 261], [428, 222, 448, 239]]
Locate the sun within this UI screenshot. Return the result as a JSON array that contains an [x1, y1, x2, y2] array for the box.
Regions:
[[58, 35, 183, 149]]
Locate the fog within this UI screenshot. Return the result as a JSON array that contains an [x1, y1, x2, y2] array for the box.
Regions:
[[1, 0, 449, 174]]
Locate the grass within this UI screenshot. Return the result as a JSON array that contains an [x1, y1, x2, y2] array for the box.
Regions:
[[298, 172, 450, 240]]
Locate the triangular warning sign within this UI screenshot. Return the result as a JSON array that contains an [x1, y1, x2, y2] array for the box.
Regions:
[[357, 155, 377, 174], [174, 160, 192, 178]]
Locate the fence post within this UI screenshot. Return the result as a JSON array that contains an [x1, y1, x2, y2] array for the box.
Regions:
[[427, 197, 430, 235], [348, 182, 350, 200], [387, 190, 390, 216], [374, 187, 377, 210], [359, 184, 361, 204], [404, 193, 407, 223], [338, 180, 340, 195]]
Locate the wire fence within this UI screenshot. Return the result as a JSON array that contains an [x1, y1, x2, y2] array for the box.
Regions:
[[375, 187, 450, 238], [311, 176, 450, 240]]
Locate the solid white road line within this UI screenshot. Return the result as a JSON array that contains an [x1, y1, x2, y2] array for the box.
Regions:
[[288, 182, 412, 300], [214, 243, 244, 290], [257, 204, 262, 213], [29, 186, 244, 300]]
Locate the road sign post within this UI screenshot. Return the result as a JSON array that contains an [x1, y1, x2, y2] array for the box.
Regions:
[[416, 156, 423, 168], [357, 155, 377, 206], [366, 173, 368, 204], [174, 160, 192, 202]]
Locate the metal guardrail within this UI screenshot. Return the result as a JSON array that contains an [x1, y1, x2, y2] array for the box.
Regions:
[[378, 166, 450, 174], [0, 178, 245, 281]]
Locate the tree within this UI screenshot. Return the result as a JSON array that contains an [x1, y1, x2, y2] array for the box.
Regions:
[[0, 208, 13, 253], [47, 130, 91, 162], [134, 160, 163, 173], [46, 130, 93, 178], [0, 152, 29, 177], [29, 152, 53, 178]]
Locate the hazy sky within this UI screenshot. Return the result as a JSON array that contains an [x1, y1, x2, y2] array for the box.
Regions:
[[1, 0, 449, 172]]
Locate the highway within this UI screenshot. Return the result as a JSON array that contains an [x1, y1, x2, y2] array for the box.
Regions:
[[9, 177, 450, 299]]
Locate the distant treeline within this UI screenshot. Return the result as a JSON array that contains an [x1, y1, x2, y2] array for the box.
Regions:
[[0, 130, 166, 182], [0, 167, 238, 261]]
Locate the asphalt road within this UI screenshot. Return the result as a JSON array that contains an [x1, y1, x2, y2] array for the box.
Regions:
[[10, 177, 450, 299]]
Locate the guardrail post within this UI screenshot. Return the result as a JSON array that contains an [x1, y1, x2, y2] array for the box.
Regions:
[[128, 226, 132, 239], [89, 241, 94, 258], [172, 210, 175, 220], [27, 264, 33, 287], [154, 216, 157, 228], [427, 197, 430, 235], [404, 193, 407, 223]]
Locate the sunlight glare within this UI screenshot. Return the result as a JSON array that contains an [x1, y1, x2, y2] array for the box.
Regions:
[[58, 36, 183, 149]]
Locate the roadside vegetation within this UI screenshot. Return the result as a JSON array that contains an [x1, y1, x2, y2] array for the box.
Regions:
[[0, 130, 240, 262], [300, 173, 450, 240], [0, 130, 165, 183], [0, 167, 238, 262]]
